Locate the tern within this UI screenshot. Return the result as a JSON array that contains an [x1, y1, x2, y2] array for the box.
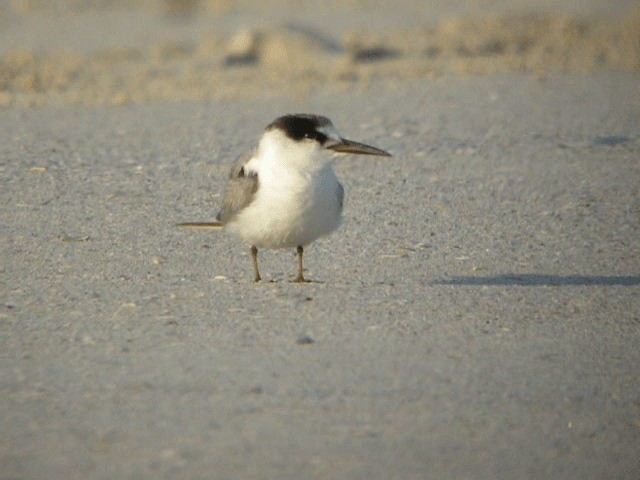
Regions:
[[179, 114, 391, 282]]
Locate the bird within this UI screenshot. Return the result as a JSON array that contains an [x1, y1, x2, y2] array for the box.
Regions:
[[178, 114, 391, 283]]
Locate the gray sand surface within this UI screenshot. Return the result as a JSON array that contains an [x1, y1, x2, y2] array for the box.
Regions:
[[3, 73, 639, 480], [1, 1, 640, 479]]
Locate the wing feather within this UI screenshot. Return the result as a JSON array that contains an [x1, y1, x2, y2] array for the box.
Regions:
[[216, 153, 259, 224]]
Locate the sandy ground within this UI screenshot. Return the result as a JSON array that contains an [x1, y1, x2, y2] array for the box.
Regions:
[[1, 1, 640, 479], [1, 0, 639, 107]]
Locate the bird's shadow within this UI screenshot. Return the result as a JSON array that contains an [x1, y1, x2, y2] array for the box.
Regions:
[[434, 274, 640, 287]]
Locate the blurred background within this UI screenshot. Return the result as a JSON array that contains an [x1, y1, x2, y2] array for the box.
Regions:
[[1, 0, 638, 108]]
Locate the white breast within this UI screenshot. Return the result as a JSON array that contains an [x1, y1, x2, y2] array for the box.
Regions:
[[226, 131, 343, 248]]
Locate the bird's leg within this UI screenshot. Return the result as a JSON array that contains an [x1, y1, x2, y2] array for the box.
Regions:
[[296, 245, 308, 283], [251, 245, 261, 282]]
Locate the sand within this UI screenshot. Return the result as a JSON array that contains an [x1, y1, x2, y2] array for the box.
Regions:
[[1, 0, 639, 108], [1, 1, 640, 479]]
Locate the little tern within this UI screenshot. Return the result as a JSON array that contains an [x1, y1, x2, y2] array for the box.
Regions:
[[179, 114, 391, 282]]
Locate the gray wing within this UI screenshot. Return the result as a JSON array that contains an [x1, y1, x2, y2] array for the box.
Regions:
[[216, 153, 259, 224]]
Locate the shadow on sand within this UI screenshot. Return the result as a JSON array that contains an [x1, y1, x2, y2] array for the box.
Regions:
[[435, 274, 640, 287]]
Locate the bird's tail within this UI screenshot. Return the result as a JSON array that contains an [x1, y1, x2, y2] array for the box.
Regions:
[[176, 221, 224, 230]]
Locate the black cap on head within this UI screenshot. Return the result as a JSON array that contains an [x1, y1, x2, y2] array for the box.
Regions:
[[266, 114, 332, 144]]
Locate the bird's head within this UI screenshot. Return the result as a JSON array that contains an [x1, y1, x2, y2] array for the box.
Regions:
[[260, 114, 391, 167]]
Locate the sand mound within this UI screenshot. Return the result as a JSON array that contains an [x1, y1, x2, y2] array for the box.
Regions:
[[1, 8, 638, 108]]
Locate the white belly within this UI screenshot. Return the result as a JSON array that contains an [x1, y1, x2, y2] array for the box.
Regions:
[[227, 167, 343, 249]]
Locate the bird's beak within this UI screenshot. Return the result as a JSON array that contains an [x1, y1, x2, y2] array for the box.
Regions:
[[327, 138, 391, 157]]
